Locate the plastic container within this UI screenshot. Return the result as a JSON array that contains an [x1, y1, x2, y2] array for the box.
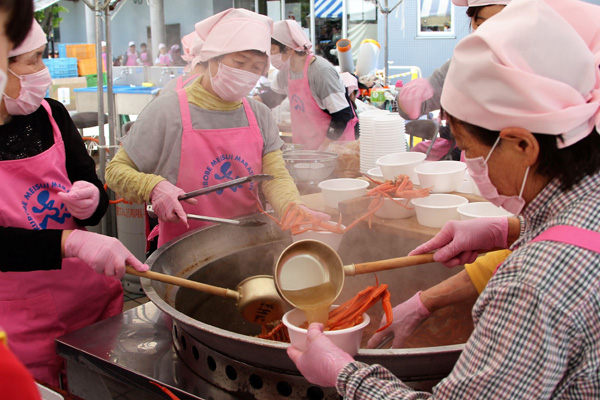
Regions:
[[43, 58, 78, 79], [66, 43, 96, 60], [374, 197, 416, 220], [336, 39, 354, 74], [77, 58, 105, 76], [85, 72, 107, 87], [318, 178, 369, 209], [292, 222, 346, 251], [411, 194, 468, 228], [356, 39, 380, 77], [367, 167, 384, 181], [457, 202, 513, 220], [57, 43, 85, 58], [414, 160, 467, 193], [375, 152, 426, 182], [282, 306, 370, 356]]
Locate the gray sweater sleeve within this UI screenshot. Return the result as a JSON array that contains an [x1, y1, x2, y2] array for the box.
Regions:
[[398, 60, 450, 120]]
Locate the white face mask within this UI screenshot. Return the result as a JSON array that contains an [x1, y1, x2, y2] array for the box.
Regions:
[[0, 69, 7, 108], [270, 53, 289, 70], [209, 62, 260, 102], [463, 136, 529, 215], [4, 68, 52, 115]]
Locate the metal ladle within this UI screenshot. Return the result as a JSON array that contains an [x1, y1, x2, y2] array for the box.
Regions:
[[126, 266, 285, 324], [273, 239, 437, 311]]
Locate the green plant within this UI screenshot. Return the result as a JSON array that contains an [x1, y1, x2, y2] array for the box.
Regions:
[[34, 4, 69, 36]]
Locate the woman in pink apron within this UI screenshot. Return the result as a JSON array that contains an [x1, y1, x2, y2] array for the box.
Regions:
[[139, 42, 152, 66], [256, 20, 357, 151], [154, 43, 172, 66], [0, 21, 148, 387], [125, 41, 138, 66], [288, 1, 600, 397], [106, 9, 329, 248]]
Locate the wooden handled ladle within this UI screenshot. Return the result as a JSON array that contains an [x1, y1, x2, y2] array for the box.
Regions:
[[273, 240, 438, 311], [125, 266, 284, 325]]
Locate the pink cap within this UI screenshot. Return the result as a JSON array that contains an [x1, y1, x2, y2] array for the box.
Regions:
[[441, 0, 600, 149], [195, 8, 273, 62], [340, 72, 358, 95], [181, 31, 204, 72], [9, 20, 47, 58], [452, 0, 512, 6], [272, 20, 312, 53]]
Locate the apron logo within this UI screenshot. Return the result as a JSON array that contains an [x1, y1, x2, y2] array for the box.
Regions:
[[202, 154, 256, 194], [290, 94, 305, 113], [21, 182, 71, 230]]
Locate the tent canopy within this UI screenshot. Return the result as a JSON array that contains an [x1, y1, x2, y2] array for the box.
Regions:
[[315, 0, 344, 18]]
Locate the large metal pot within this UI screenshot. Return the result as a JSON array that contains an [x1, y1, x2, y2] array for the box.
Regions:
[[141, 214, 473, 397]]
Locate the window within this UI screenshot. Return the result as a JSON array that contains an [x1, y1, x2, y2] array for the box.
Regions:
[[418, 0, 454, 37]]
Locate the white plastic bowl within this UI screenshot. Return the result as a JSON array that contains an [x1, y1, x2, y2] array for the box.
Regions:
[[411, 194, 469, 228], [282, 306, 370, 356], [367, 167, 384, 182], [318, 178, 369, 209], [414, 161, 467, 193], [374, 197, 416, 219], [292, 221, 346, 251], [375, 152, 426, 182], [457, 202, 513, 220]]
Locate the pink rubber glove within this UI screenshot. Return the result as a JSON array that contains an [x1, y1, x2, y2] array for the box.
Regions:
[[409, 217, 509, 268], [64, 230, 149, 279], [57, 181, 100, 220], [299, 205, 331, 221], [150, 181, 197, 227], [396, 78, 435, 120], [287, 323, 355, 387], [367, 292, 430, 349]]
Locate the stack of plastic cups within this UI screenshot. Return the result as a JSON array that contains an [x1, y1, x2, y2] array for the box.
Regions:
[[359, 109, 390, 173], [360, 111, 407, 174]]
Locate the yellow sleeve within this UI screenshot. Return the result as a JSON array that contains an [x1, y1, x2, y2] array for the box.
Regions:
[[105, 147, 165, 204], [464, 249, 513, 293], [260, 149, 303, 218]]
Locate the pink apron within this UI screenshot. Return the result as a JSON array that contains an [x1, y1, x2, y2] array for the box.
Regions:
[[0, 100, 123, 386], [125, 50, 138, 66], [157, 91, 264, 247], [156, 54, 172, 66], [493, 225, 600, 275], [288, 56, 357, 150], [176, 74, 199, 90], [140, 51, 151, 66]]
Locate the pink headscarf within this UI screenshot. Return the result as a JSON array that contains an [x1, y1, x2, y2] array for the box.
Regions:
[[452, 0, 512, 6], [195, 8, 273, 62], [272, 20, 312, 54], [9, 20, 47, 58], [340, 72, 358, 95], [441, 0, 600, 148], [181, 31, 204, 73]]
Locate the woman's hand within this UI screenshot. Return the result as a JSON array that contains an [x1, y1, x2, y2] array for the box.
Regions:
[[62, 230, 149, 279], [367, 292, 430, 349], [287, 323, 355, 387], [150, 180, 198, 226], [409, 217, 509, 267], [58, 181, 100, 219]]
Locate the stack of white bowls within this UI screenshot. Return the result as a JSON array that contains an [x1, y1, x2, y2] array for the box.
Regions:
[[359, 110, 407, 174]]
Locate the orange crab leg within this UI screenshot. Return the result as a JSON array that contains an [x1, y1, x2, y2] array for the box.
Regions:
[[375, 290, 394, 332]]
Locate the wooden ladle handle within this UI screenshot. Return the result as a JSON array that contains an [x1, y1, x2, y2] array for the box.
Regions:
[[344, 253, 436, 276], [125, 266, 239, 300]]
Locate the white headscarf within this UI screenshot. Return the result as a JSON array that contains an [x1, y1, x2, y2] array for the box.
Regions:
[[441, 0, 600, 148]]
